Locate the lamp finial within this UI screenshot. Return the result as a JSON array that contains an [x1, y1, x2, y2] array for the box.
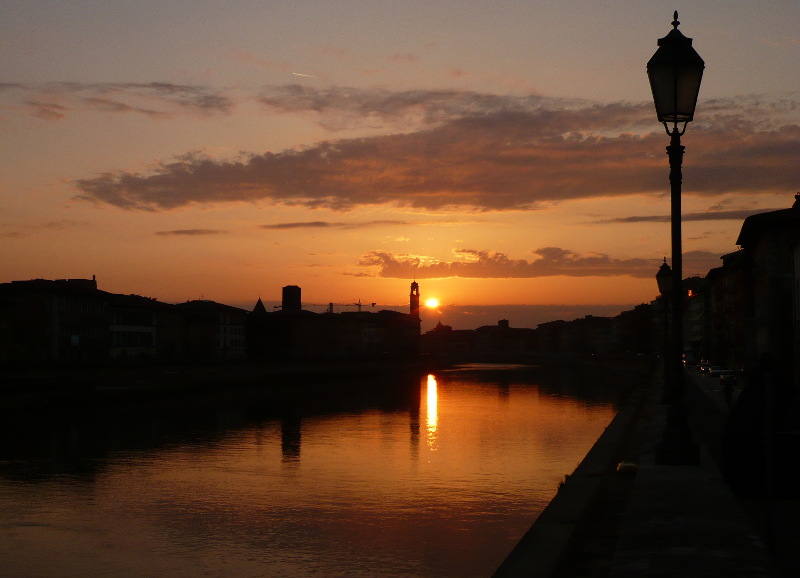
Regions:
[[672, 11, 680, 29]]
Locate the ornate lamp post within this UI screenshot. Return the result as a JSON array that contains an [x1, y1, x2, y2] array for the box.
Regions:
[[647, 12, 703, 465]]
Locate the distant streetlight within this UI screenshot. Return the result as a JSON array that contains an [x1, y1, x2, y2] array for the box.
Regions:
[[655, 257, 673, 296], [647, 12, 703, 465]]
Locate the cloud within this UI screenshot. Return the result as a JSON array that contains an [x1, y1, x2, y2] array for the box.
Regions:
[[24, 99, 70, 120], [261, 221, 337, 230], [155, 229, 227, 236], [70, 87, 799, 212], [357, 247, 722, 279], [2, 82, 233, 120], [82, 97, 165, 118], [1, 219, 92, 238], [255, 85, 568, 130], [43, 220, 92, 229], [595, 208, 787, 224], [259, 220, 411, 230]]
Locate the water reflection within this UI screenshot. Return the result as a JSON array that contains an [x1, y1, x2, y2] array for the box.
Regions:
[[426, 373, 439, 451], [0, 364, 639, 578], [0, 372, 423, 479], [281, 414, 302, 464]]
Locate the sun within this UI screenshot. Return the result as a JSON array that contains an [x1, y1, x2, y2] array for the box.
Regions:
[[425, 298, 440, 309]]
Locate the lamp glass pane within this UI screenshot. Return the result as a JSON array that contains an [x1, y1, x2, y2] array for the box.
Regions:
[[648, 61, 702, 123]]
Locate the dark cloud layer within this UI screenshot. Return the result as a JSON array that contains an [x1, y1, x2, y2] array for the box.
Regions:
[[358, 247, 721, 279], [64, 86, 800, 212]]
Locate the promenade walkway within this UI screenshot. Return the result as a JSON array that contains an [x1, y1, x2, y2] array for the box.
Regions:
[[494, 363, 798, 577]]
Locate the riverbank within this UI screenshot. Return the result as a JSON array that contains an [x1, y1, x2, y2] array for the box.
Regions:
[[493, 356, 655, 577], [493, 364, 793, 577]]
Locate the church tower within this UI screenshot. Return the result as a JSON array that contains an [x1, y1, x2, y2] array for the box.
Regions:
[[410, 281, 420, 319]]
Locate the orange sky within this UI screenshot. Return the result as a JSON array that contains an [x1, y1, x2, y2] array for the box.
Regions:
[[2, 2, 799, 326]]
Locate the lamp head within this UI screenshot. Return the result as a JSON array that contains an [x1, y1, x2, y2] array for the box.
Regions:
[[656, 257, 673, 295], [647, 12, 704, 128]]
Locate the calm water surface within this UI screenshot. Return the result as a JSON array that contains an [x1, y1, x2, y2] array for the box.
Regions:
[[0, 364, 630, 577]]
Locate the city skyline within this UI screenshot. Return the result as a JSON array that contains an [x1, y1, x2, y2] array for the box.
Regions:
[[3, 2, 799, 319]]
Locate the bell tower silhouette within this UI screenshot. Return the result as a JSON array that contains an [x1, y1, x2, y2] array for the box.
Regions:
[[410, 281, 420, 319]]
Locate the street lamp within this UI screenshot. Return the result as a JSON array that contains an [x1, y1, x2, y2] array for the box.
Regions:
[[647, 12, 703, 465], [655, 257, 673, 296]]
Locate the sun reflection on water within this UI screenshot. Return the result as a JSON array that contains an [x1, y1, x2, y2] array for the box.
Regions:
[[426, 374, 438, 451], [0, 367, 624, 578]]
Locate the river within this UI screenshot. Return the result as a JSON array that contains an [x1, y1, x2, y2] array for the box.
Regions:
[[0, 363, 634, 577]]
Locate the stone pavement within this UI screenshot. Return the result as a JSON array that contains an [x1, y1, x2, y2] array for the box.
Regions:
[[494, 364, 797, 577]]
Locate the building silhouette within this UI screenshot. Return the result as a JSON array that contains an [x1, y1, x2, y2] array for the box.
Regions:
[[422, 310, 653, 365], [246, 283, 420, 362], [0, 277, 184, 364], [0, 280, 419, 366], [1, 197, 797, 389], [662, 196, 798, 385]]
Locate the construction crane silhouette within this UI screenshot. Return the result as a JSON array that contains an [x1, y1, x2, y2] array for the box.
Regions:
[[317, 299, 376, 313], [274, 299, 376, 313]]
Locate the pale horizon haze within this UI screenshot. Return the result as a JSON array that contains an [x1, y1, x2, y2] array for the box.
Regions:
[[2, 1, 799, 330]]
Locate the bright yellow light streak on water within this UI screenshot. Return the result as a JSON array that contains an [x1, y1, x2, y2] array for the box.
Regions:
[[426, 374, 438, 451]]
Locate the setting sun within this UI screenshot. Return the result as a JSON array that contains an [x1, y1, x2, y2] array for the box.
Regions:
[[425, 298, 440, 309]]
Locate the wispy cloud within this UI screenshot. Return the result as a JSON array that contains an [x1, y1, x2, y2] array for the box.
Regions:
[[594, 208, 787, 224], [260, 221, 337, 230], [155, 229, 227, 236], [358, 247, 721, 279], [260, 220, 411, 230], [2, 82, 234, 120], [23, 99, 70, 121], [255, 85, 573, 130], [82, 96, 165, 118], [67, 86, 799, 212], [43, 219, 93, 229], [1, 219, 92, 238]]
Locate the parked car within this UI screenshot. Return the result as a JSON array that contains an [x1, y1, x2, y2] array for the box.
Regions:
[[719, 370, 737, 385], [708, 366, 725, 377], [698, 363, 711, 373]]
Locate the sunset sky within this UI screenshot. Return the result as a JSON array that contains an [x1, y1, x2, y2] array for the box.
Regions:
[[2, 1, 799, 329]]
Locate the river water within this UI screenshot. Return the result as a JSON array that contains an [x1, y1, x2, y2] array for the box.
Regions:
[[0, 363, 632, 577]]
